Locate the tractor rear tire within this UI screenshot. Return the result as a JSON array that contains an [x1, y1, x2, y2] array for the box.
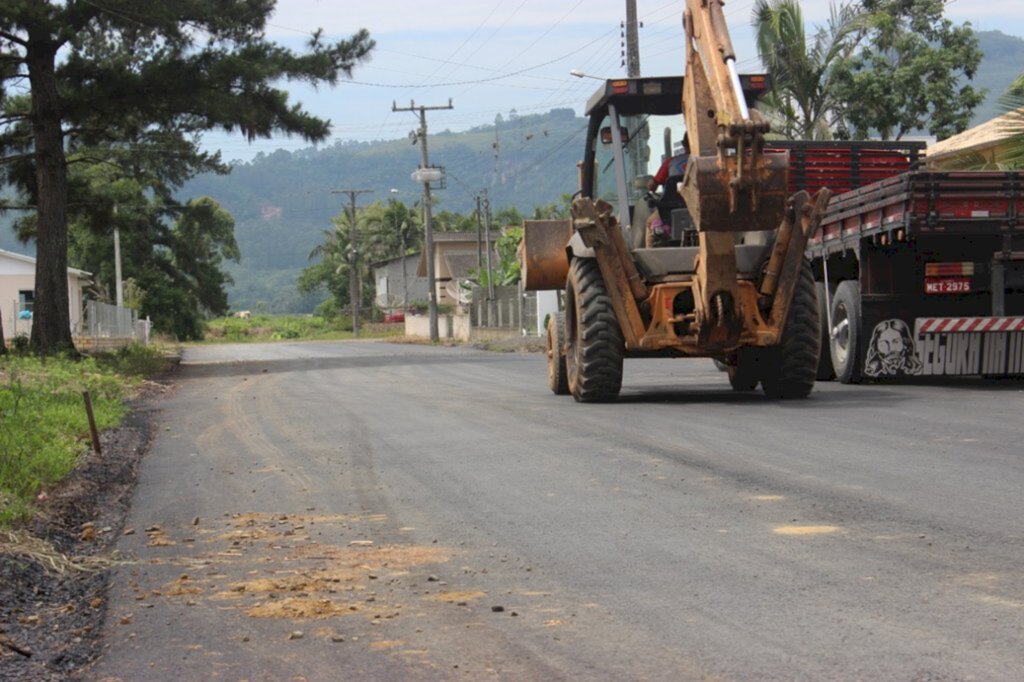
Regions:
[[815, 282, 836, 381], [565, 257, 624, 402], [761, 261, 821, 399], [829, 280, 863, 384], [547, 311, 569, 395]]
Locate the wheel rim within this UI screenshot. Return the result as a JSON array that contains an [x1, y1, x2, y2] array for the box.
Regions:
[[831, 303, 851, 367]]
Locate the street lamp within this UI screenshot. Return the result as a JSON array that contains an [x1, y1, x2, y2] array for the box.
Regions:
[[569, 69, 605, 80]]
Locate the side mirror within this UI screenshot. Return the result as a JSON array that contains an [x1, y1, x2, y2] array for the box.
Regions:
[[633, 175, 653, 189], [600, 126, 629, 145]]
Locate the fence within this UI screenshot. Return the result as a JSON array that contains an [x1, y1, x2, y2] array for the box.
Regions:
[[468, 284, 538, 335], [82, 300, 150, 348]]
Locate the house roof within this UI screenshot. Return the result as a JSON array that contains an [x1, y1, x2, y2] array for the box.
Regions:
[[927, 107, 1024, 164], [369, 252, 421, 270], [0, 248, 91, 278]]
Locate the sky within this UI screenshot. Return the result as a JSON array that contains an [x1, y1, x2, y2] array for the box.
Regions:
[[203, 0, 1024, 163]]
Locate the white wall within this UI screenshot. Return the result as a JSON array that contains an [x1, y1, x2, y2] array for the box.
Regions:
[[0, 252, 89, 338]]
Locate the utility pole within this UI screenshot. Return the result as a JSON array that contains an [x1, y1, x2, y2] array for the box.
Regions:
[[623, 0, 648, 180], [112, 204, 123, 308], [624, 0, 641, 77], [475, 195, 483, 274], [482, 189, 495, 326], [332, 188, 373, 337], [392, 99, 453, 342], [399, 220, 409, 310]]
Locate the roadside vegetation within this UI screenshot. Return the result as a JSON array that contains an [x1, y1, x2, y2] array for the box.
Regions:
[[203, 314, 405, 343], [0, 344, 167, 524]]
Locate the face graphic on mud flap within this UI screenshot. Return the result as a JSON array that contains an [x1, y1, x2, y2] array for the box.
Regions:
[[864, 319, 923, 377]]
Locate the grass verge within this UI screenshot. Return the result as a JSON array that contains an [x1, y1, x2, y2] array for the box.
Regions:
[[0, 343, 167, 525], [203, 313, 404, 343]]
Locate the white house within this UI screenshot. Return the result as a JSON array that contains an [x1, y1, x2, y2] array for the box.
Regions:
[[0, 248, 91, 339]]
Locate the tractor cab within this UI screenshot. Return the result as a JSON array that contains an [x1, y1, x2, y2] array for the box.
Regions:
[[580, 74, 770, 252]]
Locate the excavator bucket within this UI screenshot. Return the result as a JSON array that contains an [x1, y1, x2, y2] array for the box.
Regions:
[[679, 148, 790, 233]]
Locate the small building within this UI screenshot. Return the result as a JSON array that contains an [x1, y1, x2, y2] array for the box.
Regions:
[[0, 248, 91, 339], [416, 232, 499, 307], [371, 253, 429, 310]]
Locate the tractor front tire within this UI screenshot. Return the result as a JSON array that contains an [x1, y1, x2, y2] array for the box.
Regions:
[[565, 257, 624, 403], [761, 261, 821, 399], [547, 311, 569, 395]]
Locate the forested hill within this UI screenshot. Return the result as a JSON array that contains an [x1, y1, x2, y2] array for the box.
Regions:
[[182, 107, 585, 313], [3, 31, 1022, 314], [973, 31, 1024, 123], [180, 31, 1024, 314]]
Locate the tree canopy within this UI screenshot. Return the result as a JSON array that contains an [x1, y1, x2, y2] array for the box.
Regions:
[[0, 1, 373, 351], [831, 0, 983, 140]]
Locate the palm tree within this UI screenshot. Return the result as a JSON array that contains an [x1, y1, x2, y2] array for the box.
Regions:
[[360, 199, 422, 264], [753, 0, 864, 140]]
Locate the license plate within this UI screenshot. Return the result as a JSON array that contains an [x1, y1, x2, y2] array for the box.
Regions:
[[925, 277, 971, 294]]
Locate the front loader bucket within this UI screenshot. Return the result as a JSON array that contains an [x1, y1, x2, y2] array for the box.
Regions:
[[521, 219, 572, 291], [679, 151, 789, 233]]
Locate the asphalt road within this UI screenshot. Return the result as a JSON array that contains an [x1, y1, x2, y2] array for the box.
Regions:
[[90, 340, 1024, 681]]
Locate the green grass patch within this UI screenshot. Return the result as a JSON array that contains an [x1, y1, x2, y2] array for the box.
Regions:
[[0, 354, 135, 524], [202, 314, 405, 343]]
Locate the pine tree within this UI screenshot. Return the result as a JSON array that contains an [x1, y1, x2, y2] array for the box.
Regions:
[[0, 1, 373, 353]]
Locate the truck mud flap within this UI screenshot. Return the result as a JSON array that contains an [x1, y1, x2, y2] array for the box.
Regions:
[[859, 300, 1024, 379]]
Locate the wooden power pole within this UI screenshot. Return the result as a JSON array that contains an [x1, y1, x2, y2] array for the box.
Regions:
[[332, 188, 373, 337], [392, 99, 453, 342]]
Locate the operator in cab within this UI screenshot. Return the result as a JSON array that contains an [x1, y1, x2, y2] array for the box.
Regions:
[[645, 143, 689, 247]]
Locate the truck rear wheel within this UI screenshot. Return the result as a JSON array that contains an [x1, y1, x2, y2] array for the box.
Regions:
[[761, 261, 821, 399], [547, 311, 569, 395], [565, 257, 624, 402], [815, 282, 836, 381], [829, 280, 862, 384]]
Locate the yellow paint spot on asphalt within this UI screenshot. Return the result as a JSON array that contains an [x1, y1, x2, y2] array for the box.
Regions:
[[773, 525, 840, 536], [753, 495, 785, 501], [370, 640, 403, 650]]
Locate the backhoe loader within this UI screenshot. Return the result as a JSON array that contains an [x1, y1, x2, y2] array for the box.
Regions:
[[523, 0, 831, 401]]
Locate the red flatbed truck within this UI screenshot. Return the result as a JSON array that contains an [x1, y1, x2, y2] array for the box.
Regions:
[[787, 142, 1024, 382]]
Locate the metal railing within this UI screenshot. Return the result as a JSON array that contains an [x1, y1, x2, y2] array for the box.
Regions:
[[84, 300, 150, 345], [468, 284, 537, 335]]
